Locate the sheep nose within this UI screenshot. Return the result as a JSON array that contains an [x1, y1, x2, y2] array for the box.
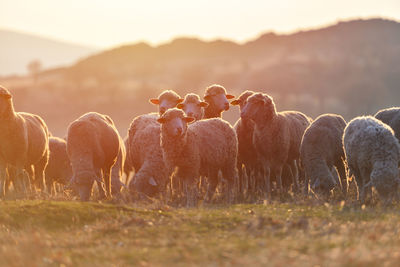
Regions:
[[177, 127, 183, 135], [224, 102, 230, 110]]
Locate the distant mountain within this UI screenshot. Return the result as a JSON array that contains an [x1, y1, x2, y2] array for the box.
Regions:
[[66, 18, 400, 118], [0, 29, 98, 75]]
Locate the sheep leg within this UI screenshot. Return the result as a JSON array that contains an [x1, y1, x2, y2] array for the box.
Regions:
[[275, 166, 284, 199], [222, 167, 237, 204], [336, 160, 348, 198], [103, 167, 113, 198], [96, 170, 106, 199], [205, 170, 219, 203], [263, 163, 271, 202], [289, 160, 300, 192], [0, 163, 7, 198], [34, 152, 48, 193], [184, 177, 198, 208]]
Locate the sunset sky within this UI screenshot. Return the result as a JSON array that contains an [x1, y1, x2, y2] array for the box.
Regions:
[[1, 0, 400, 48]]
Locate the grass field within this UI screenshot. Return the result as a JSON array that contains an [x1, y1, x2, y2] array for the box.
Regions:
[[1, 200, 400, 266]]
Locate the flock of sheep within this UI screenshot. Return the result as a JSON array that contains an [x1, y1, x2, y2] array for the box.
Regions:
[[0, 84, 399, 207]]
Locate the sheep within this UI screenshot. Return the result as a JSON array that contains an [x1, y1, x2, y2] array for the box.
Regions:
[[0, 86, 49, 197], [300, 114, 347, 197], [66, 112, 120, 201], [343, 116, 400, 204], [127, 113, 169, 198], [157, 108, 238, 207], [110, 136, 126, 196], [231, 90, 260, 196], [374, 107, 400, 142], [241, 93, 311, 200], [149, 90, 184, 115], [177, 93, 209, 121], [45, 136, 72, 194], [203, 84, 235, 119]]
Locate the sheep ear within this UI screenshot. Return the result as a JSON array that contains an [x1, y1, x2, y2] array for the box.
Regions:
[[230, 99, 240, 106], [148, 177, 157, 187], [149, 98, 160, 105], [199, 101, 209, 108], [177, 98, 184, 103], [157, 117, 166, 124], [176, 103, 184, 109], [226, 94, 235, 99], [183, 117, 195, 123]]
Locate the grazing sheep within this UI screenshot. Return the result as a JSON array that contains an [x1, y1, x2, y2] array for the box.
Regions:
[[241, 93, 311, 200], [203, 84, 235, 119], [0, 86, 49, 197], [374, 107, 400, 142], [45, 137, 72, 194], [343, 116, 400, 204], [110, 136, 126, 196], [127, 113, 169, 197], [158, 108, 238, 207], [149, 90, 183, 115], [300, 114, 347, 197], [177, 93, 208, 121], [67, 112, 120, 201]]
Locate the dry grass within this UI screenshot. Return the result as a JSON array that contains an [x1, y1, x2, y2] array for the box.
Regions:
[[1, 199, 400, 266]]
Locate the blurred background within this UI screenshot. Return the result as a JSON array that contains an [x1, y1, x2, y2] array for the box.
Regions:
[[1, 0, 400, 137]]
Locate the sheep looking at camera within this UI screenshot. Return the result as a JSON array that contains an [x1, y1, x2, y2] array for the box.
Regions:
[[241, 93, 311, 200], [203, 84, 235, 119], [158, 108, 238, 207]]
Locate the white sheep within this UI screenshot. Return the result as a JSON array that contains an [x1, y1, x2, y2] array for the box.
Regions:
[[343, 116, 400, 204]]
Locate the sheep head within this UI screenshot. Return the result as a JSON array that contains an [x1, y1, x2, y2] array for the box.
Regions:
[[129, 172, 159, 197], [177, 93, 208, 121], [72, 170, 101, 201], [241, 93, 276, 124], [230, 90, 255, 111], [157, 108, 194, 138], [370, 164, 399, 203], [149, 90, 183, 115], [203, 84, 234, 116], [0, 86, 13, 117]]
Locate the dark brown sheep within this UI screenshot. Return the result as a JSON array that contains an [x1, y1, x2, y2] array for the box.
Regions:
[[66, 112, 120, 201]]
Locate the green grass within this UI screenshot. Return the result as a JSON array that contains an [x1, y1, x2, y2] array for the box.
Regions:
[[1, 201, 400, 266]]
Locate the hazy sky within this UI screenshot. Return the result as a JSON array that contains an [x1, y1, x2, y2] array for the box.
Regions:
[[1, 0, 400, 48]]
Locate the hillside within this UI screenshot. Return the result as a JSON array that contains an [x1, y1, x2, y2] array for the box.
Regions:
[[1, 18, 399, 136], [0, 29, 98, 75]]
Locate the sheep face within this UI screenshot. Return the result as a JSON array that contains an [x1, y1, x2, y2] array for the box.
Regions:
[[370, 166, 399, 202], [0, 88, 12, 117], [241, 93, 275, 124], [231, 90, 255, 111], [312, 176, 335, 195], [158, 109, 194, 138], [177, 94, 208, 121], [204, 85, 234, 114], [74, 172, 97, 201], [149, 90, 183, 115], [129, 173, 159, 197]]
